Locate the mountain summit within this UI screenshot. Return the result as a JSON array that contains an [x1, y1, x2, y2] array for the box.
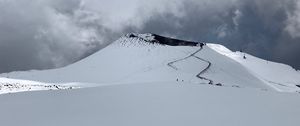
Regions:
[[126, 33, 200, 46]]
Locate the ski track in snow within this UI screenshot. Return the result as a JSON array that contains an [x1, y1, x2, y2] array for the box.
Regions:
[[193, 55, 214, 85], [167, 46, 214, 85]]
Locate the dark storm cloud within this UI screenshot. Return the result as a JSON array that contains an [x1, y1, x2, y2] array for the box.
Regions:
[[0, 0, 118, 73], [0, 0, 53, 72], [132, 0, 300, 70]]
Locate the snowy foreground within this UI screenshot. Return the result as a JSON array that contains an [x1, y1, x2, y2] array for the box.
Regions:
[[0, 33, 300, 125], [0, 83, 300, 126]]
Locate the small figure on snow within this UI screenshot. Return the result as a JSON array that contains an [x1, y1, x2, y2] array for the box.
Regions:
[[199, 43, 205, 49], [243, 54, 247, 59]]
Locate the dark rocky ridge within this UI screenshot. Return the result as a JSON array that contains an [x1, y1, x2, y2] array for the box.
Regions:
[[127, 33, 202, 46]]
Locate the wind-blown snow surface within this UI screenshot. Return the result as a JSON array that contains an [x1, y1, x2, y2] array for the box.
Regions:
[[1, 33, 300, 93], [0, 83, 300, 126]]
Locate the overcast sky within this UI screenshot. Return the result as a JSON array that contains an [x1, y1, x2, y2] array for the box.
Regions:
[[0, 0, 300, 73]]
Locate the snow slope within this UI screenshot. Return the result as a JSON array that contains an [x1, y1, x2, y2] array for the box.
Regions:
[[208, 44, 300, 92], [1, 33, 300, 93], [1, 34, 202, 84], [0, 83, 299, 126]]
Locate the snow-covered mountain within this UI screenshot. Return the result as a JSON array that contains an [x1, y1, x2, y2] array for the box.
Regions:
[[1, 33, 300, 93], [1, 33, 300, 126]]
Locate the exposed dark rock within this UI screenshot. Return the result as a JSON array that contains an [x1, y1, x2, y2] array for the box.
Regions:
[[152, 34, 200, 46], [128, 34, 137, 38], [215, 83, 222, 86], [126, 33, 202, 47]]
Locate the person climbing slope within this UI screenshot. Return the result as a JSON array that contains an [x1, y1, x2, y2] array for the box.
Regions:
[[199, 43, 204, 49]]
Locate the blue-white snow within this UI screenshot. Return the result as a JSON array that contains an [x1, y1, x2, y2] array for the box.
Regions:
[[1, 83, 300, 126], [0, 33, 300, 126]]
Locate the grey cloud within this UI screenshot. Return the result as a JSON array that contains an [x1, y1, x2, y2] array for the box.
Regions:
[[0, 0, 120, 73], [1, 0, 300, 73], [132, 0, 300, 70]]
